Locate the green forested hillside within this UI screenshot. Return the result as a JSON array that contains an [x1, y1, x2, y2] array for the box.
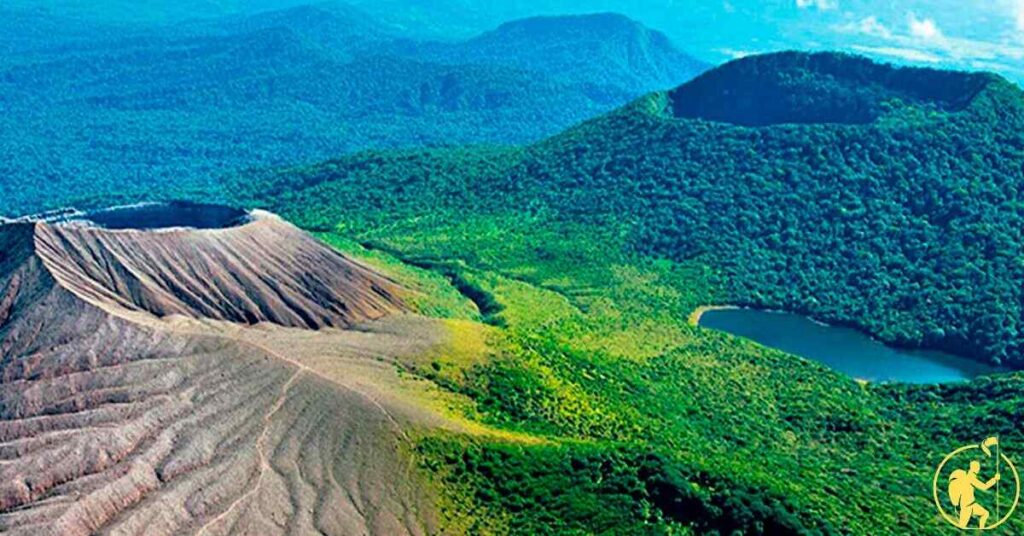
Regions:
[[244, 51, 1024, 368], [224, 51, 1024, 533], [668, 51, 994, 125]]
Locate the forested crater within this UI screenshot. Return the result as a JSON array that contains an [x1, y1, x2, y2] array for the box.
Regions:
[[666, 51, 995, 126]]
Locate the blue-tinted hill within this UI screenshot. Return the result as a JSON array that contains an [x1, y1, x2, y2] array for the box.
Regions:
[[392, 13, 708, 98]]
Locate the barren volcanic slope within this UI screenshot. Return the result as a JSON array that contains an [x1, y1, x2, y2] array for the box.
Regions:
[[0, 208, 457, 535]]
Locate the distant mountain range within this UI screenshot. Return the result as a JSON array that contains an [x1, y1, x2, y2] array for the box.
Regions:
[[0, 3, 708, 216]]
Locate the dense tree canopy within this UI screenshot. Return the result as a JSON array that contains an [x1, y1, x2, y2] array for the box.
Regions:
[[223, 51, 1024, 528], [237, 52, 1024, 369]]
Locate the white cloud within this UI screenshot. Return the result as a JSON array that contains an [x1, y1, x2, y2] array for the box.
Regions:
[[796, 0, 838, 11], [826, 3, 1024, 80], [1014, 0, 1024, 31], [838, 16, 892, 39], [833, 10, 1024, 70], [717, 48, 757, 59], [908, 14, 943, 41]]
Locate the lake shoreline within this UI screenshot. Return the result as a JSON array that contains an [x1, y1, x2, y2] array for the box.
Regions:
[[687, 304, 740, 326]]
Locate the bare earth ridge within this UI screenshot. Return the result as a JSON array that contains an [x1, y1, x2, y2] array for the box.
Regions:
[[0, 212, 461, 535]]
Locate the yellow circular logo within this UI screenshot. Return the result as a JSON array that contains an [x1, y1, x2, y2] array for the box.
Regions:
[[933, 437, 1020, 530]]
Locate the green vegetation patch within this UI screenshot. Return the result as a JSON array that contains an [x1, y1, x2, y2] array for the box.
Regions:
[[418, 435, 838, 535], [227, 52, 1024, 534]]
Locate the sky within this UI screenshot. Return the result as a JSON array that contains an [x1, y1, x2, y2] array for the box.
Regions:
[[695, 0, 1024, 81], [549, 0, 1024, 82]]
